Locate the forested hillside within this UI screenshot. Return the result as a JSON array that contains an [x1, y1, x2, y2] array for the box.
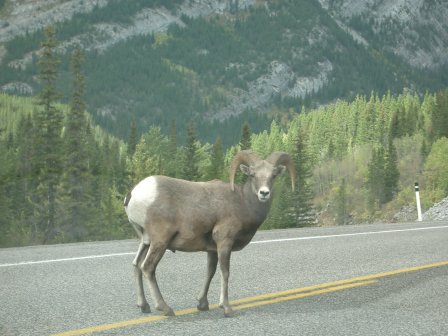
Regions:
[[2, 86, 448, 247], [1, 1, 448, 247], [1, 0, 447, 145]]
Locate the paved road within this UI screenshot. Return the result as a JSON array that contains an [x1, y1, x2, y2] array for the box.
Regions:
[[1, 221, 447, 335]]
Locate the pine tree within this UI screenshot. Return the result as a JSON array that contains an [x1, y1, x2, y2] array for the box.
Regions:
[[129, 137, 157, 184], [0, 135, 15, 245], [424, 137, 448, 194], [34, 25, 64, 243], [366, 145, 386, 214], [389, 109, 401, 139], [209, 136, 224, 179], [95, 136, 129, 239], [14, 114, 36, 223], [383, 138, 399, 203], [366, 138, 399, 214], [182, 123, 200, 181], [165, 120, 178, 177], [60, 47, 92, 241], [334, 178, 348, 225], [278, 129, 315, 227], [127, 117, 138, 157], [291, 130, 315, 226], [431, 89, 448, 140], [239, 122, 251, 150], [235, 122, 252, 185]]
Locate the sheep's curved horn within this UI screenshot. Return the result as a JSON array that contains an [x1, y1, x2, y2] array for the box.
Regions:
[[266, 152, 297, 191], [229, 150, 261, 191]]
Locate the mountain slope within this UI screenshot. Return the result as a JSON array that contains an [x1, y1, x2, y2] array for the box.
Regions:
[[0, 0, 447, 144], [319, 0, 448, 69]]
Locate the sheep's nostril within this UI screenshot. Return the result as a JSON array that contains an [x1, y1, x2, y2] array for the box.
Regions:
[[260, 190, 270, 197]]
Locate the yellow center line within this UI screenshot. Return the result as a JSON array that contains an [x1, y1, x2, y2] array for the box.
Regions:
[[51, 261, 448, 336], [51, 315, 168, 336], [233, 280, 377, 311]]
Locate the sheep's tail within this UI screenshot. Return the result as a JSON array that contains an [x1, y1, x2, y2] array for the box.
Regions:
[[124, 192, 132, 207]]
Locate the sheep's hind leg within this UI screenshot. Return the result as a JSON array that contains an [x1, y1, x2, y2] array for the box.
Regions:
[[197, 251, 218, 311], [141, 242, 174, 316], [133, 242, 151, 313]]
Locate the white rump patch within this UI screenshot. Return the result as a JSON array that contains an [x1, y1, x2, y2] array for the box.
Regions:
[[126, 176, 158, 227]]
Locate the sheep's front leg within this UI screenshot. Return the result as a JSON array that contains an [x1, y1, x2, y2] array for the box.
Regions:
[[133, 242, 151, 313], [141, 243, 174, 316], [197, 251, 218, 311], [217, 241, 233, 317]]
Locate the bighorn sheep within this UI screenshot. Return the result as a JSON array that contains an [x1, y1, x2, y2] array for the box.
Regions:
[[124, 150, 296, 317]]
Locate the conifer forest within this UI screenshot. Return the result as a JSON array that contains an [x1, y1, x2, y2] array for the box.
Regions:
[[1, 23, 448, 247]]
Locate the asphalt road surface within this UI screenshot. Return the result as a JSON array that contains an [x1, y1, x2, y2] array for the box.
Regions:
[[1, 221, 447, 336]]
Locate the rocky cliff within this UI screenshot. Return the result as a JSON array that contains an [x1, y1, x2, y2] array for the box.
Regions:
[[318, 0, 448, 69]]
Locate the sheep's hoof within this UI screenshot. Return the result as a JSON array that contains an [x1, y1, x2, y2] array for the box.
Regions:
[[197, 298, 209, 311], [156, 304, 175, 317], [219, 303, 234, 317], [223, 306, 234, 317], [163, 308, 175, 317], [139, 303, 151, 314]]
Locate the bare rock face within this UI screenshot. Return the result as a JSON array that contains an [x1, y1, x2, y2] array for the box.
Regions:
[[317, 0, 448, 69], [0, 0, 255, 44], [0, 0, 109, 43], [1, 82, 33, 95], [211, 60, 333, 121]]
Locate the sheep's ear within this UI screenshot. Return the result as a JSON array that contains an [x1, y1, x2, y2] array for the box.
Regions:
[[274, 165, 286, 177], [240, 164, 252, 176]]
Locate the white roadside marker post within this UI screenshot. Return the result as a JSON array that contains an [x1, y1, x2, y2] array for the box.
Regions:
[[415, 182, 422, 222]]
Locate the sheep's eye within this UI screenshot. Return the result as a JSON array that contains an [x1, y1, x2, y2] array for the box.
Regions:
[[273, 165, 285, 177]]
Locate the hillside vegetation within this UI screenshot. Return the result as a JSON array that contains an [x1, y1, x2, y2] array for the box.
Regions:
[[1, 87, 448, 247], [1, 0, 448, 247], [1, 0, 447, 144]]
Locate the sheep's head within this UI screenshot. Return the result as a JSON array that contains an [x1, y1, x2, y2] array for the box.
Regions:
[[230, 150, 296, 202]]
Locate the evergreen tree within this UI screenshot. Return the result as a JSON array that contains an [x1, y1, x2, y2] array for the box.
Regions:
[[14, 114, 36, 225], [431, 89, 448, 141], [291, 130, 315, 226], [165, 120, 178, 177], [366, 145, 386, 213], [423, 137, 448, 195], [0, 136, 15, 245], [383, 138, 399, 203], [389, 109, 401, 139], [127, 117, 138, 157], [366, 138, 399, 214], [209, 136, 224, 179], [421, 138, 430, 158], [132, 137, 159, 181], [34, 25, 64, 243], [334, 178, 348, 225], [60, 47, 92, 241], [182, 123, 200, 181], [235, 122, 252, 185], [16, 115, 35, 185], [127, 126, 169, 183], [278, 129, 314, 227], [239, 122, 251, 150]]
